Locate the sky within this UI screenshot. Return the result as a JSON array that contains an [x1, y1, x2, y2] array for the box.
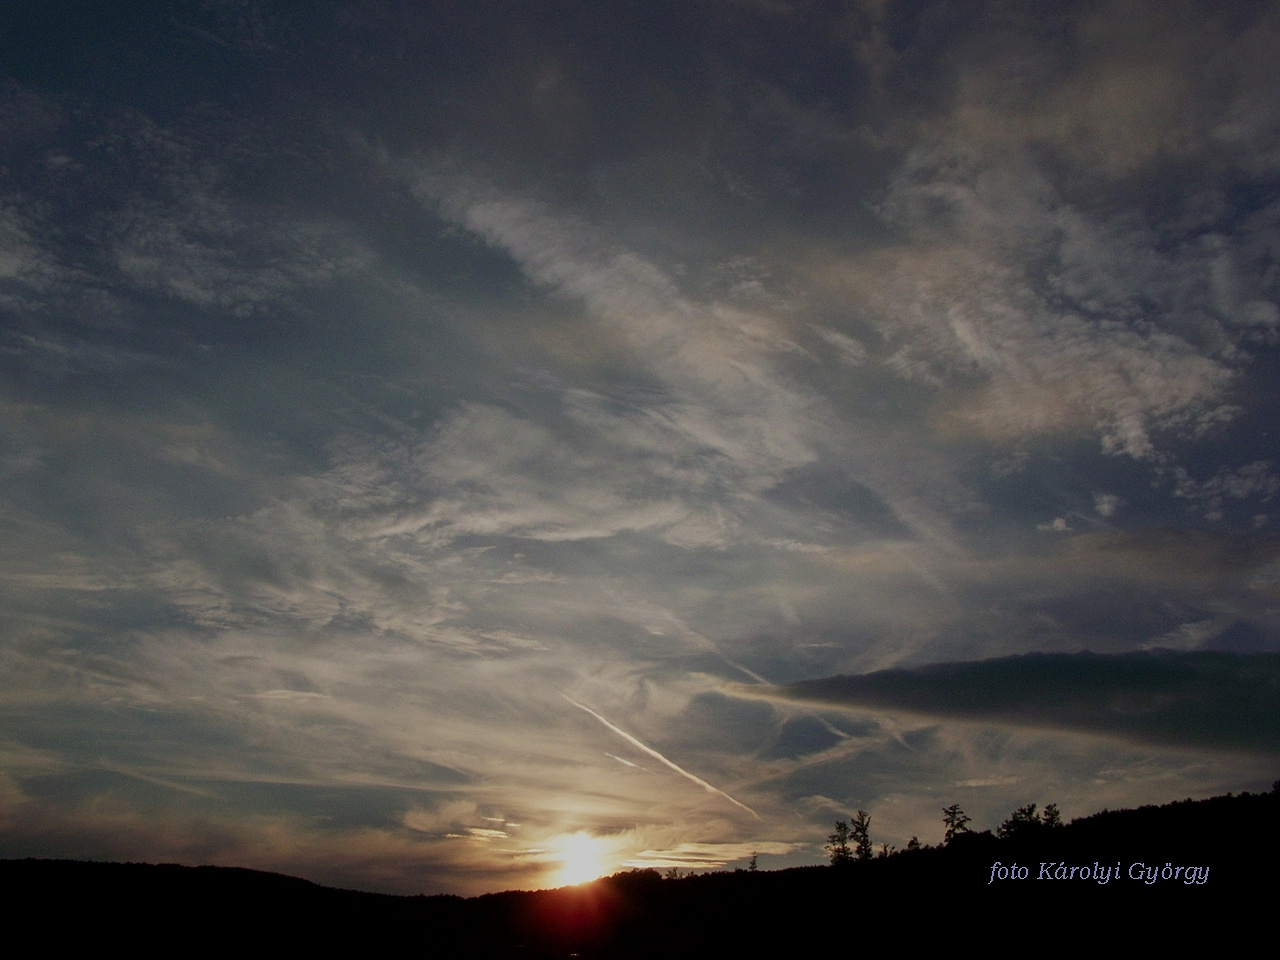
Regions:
[[1, 0, 1278, 896]]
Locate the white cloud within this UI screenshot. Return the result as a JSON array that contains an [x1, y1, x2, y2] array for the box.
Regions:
[[1037, 518, 1071, 533], [1142, 616, 1234, 652], [1173, 461, 1280, 520], [823, 142, 1251, 460], [1093, 493, 1121, 517], [811, 324, 867, 366]]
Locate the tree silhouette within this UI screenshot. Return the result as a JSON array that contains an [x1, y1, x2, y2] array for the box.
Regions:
[[850, 810, 872, 861], [997, 803, 1041, 840], [827, 820, 852, 866], [1041, 803, 1062, 828], [942, 804, 971, 845]]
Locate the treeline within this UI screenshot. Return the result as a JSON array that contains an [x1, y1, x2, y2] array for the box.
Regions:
[[826, 798, 1066, 864], [822, 779, 1280, 878]]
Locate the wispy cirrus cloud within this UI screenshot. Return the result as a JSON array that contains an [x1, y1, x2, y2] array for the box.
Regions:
[[3, 0, 1280, 896], [412, 168, 821, 479]]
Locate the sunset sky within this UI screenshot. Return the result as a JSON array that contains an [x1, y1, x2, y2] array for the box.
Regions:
[[2, 0, 1278, 895]]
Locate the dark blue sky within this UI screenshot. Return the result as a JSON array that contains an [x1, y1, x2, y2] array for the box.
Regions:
[[2, 0, 1278, 894]]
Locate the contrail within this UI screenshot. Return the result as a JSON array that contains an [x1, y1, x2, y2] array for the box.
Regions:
[[721, 656, 769, 686], [562, 695, 759, 819]]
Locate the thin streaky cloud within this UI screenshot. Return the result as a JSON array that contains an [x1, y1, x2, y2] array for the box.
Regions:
[[606, 753, 644, 770], [561, 695, 759, 819]]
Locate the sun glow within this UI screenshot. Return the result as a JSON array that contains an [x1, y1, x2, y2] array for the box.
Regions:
[[555, 833, 609, 886]]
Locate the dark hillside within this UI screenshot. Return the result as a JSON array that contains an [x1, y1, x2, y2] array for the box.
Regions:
[[5, 786, 1276, 954]]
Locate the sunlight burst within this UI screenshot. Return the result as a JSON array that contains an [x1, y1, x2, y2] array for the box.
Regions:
[[555, 833, 609, 886]]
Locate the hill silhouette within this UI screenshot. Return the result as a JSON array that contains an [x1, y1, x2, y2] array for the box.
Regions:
[[4, 785, 1275, 954]]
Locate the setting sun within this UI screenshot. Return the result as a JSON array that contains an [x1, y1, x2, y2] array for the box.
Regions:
[[555, 833, 610, 886]]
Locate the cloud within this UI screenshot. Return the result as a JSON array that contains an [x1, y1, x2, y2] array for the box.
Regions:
[[0, 89, 370, 342], [1059, 529, 1280, 595], [405, 165, 972, 562], [411, 167, 820, 479], [820, 185, 1241, 460], [0, 203, 60, 291], [349, 401, 711, 548], [776, 650, 1280, 755], [0, 769, 534, 895], [4, 1, 1280, 897], [103, 128, 370, 315], [619, 838, 797, 871], [777, 0, 1280, 468], [811, 325, 867, 366], [1093, 493, 1121, 518], [563, 695, 759, 818], [1174, 461, 1280, 521]]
